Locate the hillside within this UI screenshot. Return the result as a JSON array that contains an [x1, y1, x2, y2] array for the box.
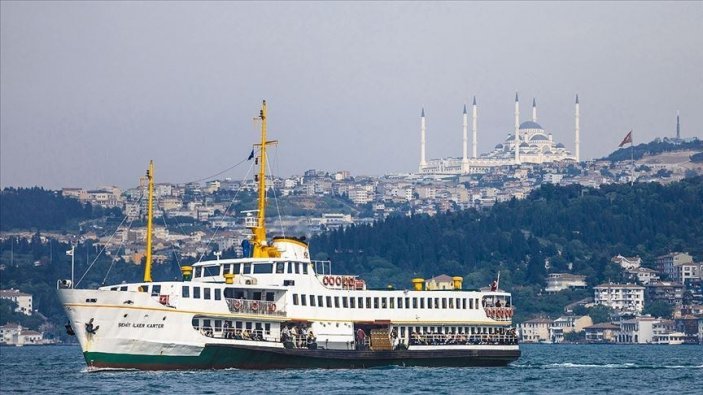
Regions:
[[310, 177, 703, 319]]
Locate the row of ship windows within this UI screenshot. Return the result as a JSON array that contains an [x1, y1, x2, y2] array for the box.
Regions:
[[193, 261, 309, 278], [193, 318, 271, 334], [291, 294, 482, 310]]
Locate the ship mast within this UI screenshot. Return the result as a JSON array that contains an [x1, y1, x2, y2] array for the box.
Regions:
[[144, 160, 155, 282], [251, 100, 279, 258]]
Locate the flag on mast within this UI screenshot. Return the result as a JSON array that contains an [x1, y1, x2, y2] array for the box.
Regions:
[[619, 130, 633, 147], [66, 249, 74, 256]]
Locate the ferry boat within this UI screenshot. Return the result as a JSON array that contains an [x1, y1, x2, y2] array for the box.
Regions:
[[57, 101, 520, 370]]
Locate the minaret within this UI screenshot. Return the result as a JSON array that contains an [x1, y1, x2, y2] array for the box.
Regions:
[[676, 110, 680, 140], [472, 96, 478, 159], [420, 108, 427, 171], [462, 104, 469, 171], [514, 92, 520, 164], [574, 94, 580, 162], [532, 98, 537, 122]]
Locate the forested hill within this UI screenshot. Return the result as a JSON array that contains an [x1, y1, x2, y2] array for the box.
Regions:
[[605, 138, 702, 162], [310, 177, 703, 292], [0, 187, 119, 231]]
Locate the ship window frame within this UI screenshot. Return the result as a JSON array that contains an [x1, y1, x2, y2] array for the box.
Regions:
[[382, 297, 387, 309], [192, 317, 199, 329], [326, 296, 332, 308], [120, 286, 128, 291], [215, 320, 222, 330], [334, 296, 340, 308], [426, 298, 431, 309], [397, 297, 403, 309], [302, 263, 308, 275], [203, 319, 212, 329], [468, 298, 472, 309], [350, 297, 356, 308], [420, 298, 424, 309], [389, 297, 394, 309], [287, 261, 294, 274], [264, 323, 271, 335], [182, 286, 190, 298], [232, 263, 241, 274], [276, 262, 285, 274], [343, 297, 348, 308], [246, 322, 252, 330], [318, 295, 324, 307], [214, 289, 221, 301], [413, 298, 418, 309], [254, 262, 274, 274], [301, 294, 307, 306], [266, 292, 274, 302], [235, 321, 242, 329], [204, 288, 211, 300], [204, 266, 219, 277], [373, 297, 379, 309], [295, 262, 300, 274], [442, 298, 447, 309], [193, 286, 201, 299], [366, 297, 372, 309], [293, 294, 299, 306], [243, 263, 252, 275], [309, 295, 316, 307], [358, 297, 364, 308], [434, 298, 439, 309]]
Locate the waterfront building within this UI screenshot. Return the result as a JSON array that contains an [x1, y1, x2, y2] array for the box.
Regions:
[[617, 316, 659, 344], [0, 288, 33, 315], [593, 283, 645, 314], [583, 323, 619, 343], [0, 323, 45, 346], [518, 318, 552, 343], [545, 273, 588, 293], [548, 315, 593, 343]]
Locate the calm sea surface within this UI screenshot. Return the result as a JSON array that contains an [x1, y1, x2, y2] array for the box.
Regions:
[[1, 344, 701, 394]]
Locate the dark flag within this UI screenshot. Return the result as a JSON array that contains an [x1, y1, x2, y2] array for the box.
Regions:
[[247, 149, 255, 160], [618, 130, 633, 147]]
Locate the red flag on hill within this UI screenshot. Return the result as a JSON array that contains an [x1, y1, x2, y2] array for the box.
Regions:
[[618, 130, 633, 147]]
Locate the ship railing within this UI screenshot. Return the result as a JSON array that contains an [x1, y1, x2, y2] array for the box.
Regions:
[[200, 327, 279, 343], [483, 306, 515, 321], [225, 298, 286, 316], [409, 333, 518, 346]]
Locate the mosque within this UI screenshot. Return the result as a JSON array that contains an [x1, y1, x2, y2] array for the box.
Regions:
[[418, 93, 580, 174]]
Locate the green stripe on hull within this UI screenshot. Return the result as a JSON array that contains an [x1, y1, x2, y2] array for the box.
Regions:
[[84, 345, 520, 370]]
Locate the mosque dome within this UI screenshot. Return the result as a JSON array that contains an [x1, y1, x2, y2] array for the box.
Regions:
[[495, 143, 504, 149], [556, 143, 566, 148], [531, 134, 549, 141], [519, 142, 529, 148], [519, 121, 543, 130]]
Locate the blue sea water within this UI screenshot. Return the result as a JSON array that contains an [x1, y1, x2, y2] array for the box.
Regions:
[[1, 344, 701, 394]]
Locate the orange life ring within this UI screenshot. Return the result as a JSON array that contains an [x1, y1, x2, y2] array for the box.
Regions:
[[335, 276, 342, 286], [268, 303, 276, 313], [233, 299, 242, 311], [251, 301, 260, 311]]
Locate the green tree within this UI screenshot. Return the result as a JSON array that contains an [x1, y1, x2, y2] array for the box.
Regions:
[[587, 305, 614, 324], [643, 300, 673, 318]]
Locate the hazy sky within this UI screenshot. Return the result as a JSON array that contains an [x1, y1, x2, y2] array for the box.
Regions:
[[2, 2, 702, 189]]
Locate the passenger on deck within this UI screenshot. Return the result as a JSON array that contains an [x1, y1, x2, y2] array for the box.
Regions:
[[356, 328, 366, 350], [241, 329, 251, 340], [290, 326, 299, 348], [307, 330, 317, 349]]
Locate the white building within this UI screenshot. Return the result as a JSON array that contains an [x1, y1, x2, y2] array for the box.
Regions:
[[518, 318, 552, 343], [626, 267, 660, 285], [611, 254, 642, 270], [617, 316, 659, 344], [545, 273, 588, 293], [594, 283, 645, 314], [0, 289, 33, 315], [0, 323, 45, 346]]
